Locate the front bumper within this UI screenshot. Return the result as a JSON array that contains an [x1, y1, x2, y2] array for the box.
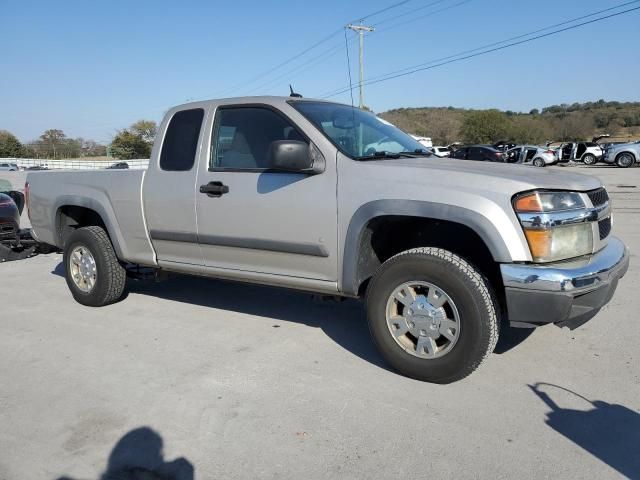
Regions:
[[500, 237, 630, 329]]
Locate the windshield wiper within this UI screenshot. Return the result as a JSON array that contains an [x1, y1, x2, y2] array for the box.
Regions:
[[355, 151, 403, 161], [398, 150, 433, 157]]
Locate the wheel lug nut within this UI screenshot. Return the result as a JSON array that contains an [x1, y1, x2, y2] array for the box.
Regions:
[[420, 329, 426, 336]]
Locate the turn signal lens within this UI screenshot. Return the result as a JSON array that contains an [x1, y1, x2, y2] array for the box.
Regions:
[[514, 191, 585, 212], [523, 229, 552, 260], [514, 193, 543, 212]]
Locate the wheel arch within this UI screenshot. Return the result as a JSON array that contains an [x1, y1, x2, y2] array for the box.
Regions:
[[340, 200, 513, 297], [54, 199, 125, 260]]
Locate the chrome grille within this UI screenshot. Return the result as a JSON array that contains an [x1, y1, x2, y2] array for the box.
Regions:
[[598, 217, 612, 240], [587, 188, 609, 207]]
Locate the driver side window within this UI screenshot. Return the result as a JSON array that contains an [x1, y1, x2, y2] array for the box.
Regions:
[[210, 107, 306, 171]]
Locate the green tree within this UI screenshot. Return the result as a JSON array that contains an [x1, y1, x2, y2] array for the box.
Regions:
[[0, 130, 25, 157], [39, 129, 67, 158], [110, 129, 151, 159], [461, 110, 511, 144], [131, 120, 157, 144]]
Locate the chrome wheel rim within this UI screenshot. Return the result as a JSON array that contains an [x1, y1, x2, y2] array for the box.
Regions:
[[385, 281, 461, 359], [69, 245, 97, 293]]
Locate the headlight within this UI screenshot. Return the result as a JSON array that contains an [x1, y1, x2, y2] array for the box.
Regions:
[[514, 191, 593, 263], [514, 191, 585, 212]]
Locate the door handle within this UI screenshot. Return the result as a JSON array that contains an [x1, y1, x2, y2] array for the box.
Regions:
[[199, 181, 229, 197]]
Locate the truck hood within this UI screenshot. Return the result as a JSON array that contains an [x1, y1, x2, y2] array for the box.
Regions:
[[363, 157, 602, 193]]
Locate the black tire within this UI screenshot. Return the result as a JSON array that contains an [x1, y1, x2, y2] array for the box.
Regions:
[[582, 153, 597, 165], [533, 158, 546, 167], [63, 226, 126, 307], [366, 247, 499, 384], [616, 152, 635, 168]]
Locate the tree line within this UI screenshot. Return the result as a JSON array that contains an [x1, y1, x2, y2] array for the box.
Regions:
[[381, 100, 640, 146], [0, 129, 107, 159], [0, 120, 157, 160]]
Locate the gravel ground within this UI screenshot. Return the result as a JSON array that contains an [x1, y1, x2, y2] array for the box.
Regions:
[[0, 165, 638, 480]]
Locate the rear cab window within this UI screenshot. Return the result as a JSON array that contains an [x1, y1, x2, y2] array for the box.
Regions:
[[159, 108, 205, 171]]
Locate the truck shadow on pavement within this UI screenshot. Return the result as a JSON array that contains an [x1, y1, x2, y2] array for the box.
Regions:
[[125, 273, 393, 371], [56, 426, 194, 480], [529, 383, 640, 478], [50, 263, 533, 368]]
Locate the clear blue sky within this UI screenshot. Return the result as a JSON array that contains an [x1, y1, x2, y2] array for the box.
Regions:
[[2, 0, 639, 143]]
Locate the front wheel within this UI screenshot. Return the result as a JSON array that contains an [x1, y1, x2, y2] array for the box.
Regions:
[[533, 158, 546, 167], [63, 226, 126, 307], [366, 248, 499, 383], [582, 153, 597, 165], [616, 153, 635, 168]]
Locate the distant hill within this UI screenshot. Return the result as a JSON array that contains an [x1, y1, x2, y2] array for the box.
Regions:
[[379, 100, 640, 146]]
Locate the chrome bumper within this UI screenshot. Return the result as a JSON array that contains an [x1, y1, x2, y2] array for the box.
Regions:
[[500, 237, 630, 329]]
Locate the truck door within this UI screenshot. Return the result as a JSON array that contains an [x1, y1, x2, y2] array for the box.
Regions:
[[143, 107, 205, 266], [195, 104, 338, 282]]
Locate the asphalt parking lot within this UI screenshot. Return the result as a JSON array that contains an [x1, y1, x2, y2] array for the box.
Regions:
[[1, 165, 639, 480]]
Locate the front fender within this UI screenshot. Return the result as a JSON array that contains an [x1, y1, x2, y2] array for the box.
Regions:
[[340, 199, 525, 296]]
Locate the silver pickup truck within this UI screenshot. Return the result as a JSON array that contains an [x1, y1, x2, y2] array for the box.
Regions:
[[26, 96, 630, 383]]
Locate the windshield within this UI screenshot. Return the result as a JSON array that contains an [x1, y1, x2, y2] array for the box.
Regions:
[[291, 101, 429, 159]]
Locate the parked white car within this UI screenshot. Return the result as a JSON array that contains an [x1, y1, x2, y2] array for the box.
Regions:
[[505, 146, 558, 167], [554, 142, 604, 165], [431, 146, 450, 157], [0, 162, 19, 171]]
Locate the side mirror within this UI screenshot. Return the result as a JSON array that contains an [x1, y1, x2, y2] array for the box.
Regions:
[[269, 140, 324, 174]]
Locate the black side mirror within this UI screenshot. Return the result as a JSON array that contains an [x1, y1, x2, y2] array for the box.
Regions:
[[268, 140, 324, 174]]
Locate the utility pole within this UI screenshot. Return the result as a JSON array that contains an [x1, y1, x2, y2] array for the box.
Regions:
[[347, 23, 374, 109]]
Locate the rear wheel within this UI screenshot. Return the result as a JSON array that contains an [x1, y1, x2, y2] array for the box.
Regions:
[[366, 248, 499, 383], [63, 226, 126, 307], [533, 158, 546, 167], [616, 152, 635, 168], [582, 153, 597, 165]]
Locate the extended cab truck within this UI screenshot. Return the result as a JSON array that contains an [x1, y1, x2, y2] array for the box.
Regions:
[[26, 97, 630, 383]]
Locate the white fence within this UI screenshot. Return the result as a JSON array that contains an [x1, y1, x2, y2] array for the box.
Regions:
[[1, 158, 149, 170]]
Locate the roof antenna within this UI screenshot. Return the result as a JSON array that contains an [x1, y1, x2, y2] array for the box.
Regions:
[[289, 85, 303, 98]]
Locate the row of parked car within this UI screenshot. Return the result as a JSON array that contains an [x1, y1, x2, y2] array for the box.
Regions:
[[411, 135, 639, 168]]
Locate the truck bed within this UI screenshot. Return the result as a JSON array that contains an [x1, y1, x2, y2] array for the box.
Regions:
[[27, 169, 156, 266]]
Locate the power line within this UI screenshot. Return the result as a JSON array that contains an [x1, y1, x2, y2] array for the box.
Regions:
[[376, 0, 639, 65], [319, 2, 640, 99], [206, 0, 466, 99], [374, 0, 472, 33], [212, 27, 345, 98], [241, 1, 457, 97], [244, 0, 471, 101], [348, 0, 413, 23], [210, 0, 422, 98], [371, 0, 449, 26], [244, 37, 358, 96]]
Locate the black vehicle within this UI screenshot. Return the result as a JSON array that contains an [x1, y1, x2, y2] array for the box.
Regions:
[[0, 193, 20, 245], [26, 165, 49, 170], [106, 162, 129, 169], [450, 145, 505, 162], [0, 187, 44, 261]]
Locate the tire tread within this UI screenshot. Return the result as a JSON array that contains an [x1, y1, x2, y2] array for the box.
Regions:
[[366, 247, 499, 383]]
